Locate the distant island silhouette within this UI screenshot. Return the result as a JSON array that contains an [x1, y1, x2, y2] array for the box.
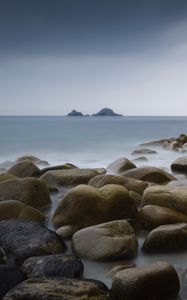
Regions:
[[67, 108, 123, 117]]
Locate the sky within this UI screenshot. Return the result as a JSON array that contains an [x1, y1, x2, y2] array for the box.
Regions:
[[1, 0, 187, 115]]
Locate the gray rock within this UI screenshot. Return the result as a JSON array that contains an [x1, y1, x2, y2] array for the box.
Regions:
[[111, 262, 180, 300], [107, 157, 136, 174], [132, 148, 157, 155], [0, 219, 66, 264], [22, 254, 84, 278], [72, 220, 138, 261], [3, 277, 109, 300]]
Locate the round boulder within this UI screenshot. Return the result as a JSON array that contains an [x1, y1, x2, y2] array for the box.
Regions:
[[72, 220, 138, 261], [122, 167, 175, 184], [52, 184, 137, 228], [0, 173, 17, 183], [171, 156, 187, 173], [143, 223, 187, 252], [107, 157, 136, 174], [0, 219, 66, 264], [8, 160, 40, 178], [111, 262, 180, 300], [22, 254, 84, 278], [3, 277, 109, 300], [16, 155, 49, 166], [138, 205, 187, 228]]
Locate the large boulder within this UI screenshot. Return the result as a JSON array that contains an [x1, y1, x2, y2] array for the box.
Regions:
[[8, 160, 40, 178], [89, 174, 150, 195], [0, 178, 51, 209], [0, 219, 66, 264], [111, 262, 180, 300], [3, 278, 109, 300], [138, 205, 187, 228], [22, 254, 84, 278], [107, 157, 136, 174], [122, 167, 175, 184], [16, 155, 49, 166], [171, 156, 187, 173], [52, 184, 137, 228], [0, 200, 45, 223], [72, 220, 138, 261], [0, 264, 26, 299], [142, 185, 187, 216], [41, 168, 103, 187], [143, 223, 187, 252], [0, 173, 17, 183], [132, 148, 157, 155]]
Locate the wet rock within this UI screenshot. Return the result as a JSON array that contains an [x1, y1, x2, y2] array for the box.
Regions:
[[111, 262, 180, 300], [0, 264, 27, 299], [138, 205, 187, 228], [132, 148, 157, 155], [107, 157, 136, 174], [52, 184, 137, 228], [72, 220, 138, 261], [41, 168, 101, 187], [0, 177, 51, 209], [16, 155, 49, 166], [56, 225, 79, 239], [142, 185, 187, 215], [89, 174, 150, 195], [107, 264, 135, 278], [39, 163, 78, 176], [171, 156, 187, 173], [22, 254, 84, 278], [3, 277, 109, 300], [0, 200, 45, 223], [133, 156, 148, 162], [143, 223, 187, 252], [0, 173, 17, 183], [8, 160, 40, 178], [122, 166, 175, 184], [0, 219, 66, 264]]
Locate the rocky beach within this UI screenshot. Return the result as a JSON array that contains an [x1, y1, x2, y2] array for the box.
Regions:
[[1, 131, 187, 299]]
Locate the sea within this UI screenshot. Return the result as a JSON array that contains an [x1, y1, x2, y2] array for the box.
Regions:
[[1, 115, 187, 299]]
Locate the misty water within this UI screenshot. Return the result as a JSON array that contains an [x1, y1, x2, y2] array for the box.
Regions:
[[1, 116, 187, 299]]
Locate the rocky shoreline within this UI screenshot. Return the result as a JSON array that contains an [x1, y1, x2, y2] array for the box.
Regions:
[[1, 143, 187, 299]]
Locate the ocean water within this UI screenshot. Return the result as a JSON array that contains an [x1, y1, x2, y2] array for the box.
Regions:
[[1, 116, 187, 299], [1, 116, 187, 170]]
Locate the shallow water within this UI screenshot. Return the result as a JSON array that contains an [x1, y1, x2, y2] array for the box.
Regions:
[[1, 116, 187, 299]]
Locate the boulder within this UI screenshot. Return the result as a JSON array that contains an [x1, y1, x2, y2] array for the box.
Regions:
[[0, 264, 26, 299], [132, 148, 157, 155], [72, 220, 138, 261], [39, 163, 78, 176], [133, 156, 148, 162], [3, 277, 109, 300], [41, 168, 101, 187], [89, 174, 150, 195], [0, 173, 17, 183], [111, 262, 180, 300], [142, 185, 187, 216], [56, 225, 79, 239], [0, 219, 66, 264], [138, 205, 187, 228], [107, 157, 136, 174], [16, 155, 49, 166], [143, 223, 187, 252], [171, 156, 187, 173], [0, 200, 45, 223], [22, 254, 84, 278], [52, 184, 137, 228], [129, 191, 142, 207], [0, 178, 51, 209], [122, 167, 175, 184], [8, 160, 40, 178]]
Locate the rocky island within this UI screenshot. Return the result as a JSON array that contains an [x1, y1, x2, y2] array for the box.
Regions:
[[92, 108, 123, 117], [67, 110, 84, 116]]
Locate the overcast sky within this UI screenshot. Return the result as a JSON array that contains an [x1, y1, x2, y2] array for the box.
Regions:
[[1, 0, 187, 115]]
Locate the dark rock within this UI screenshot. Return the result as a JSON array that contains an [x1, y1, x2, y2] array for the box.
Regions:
[[3, 277, 109, 300], [132, 148, 157, 155], [0, 219, 66, 264], [39, 163, 78, 176], [22, 254, 84, 278], [92, 108, 123, 117], [143, 223, 187, 252], [111, 262, 180, 300], [8, 160, 40, 178], [171, 156, 187, 173], [0, 178, 51, 209], [52, 184, 137, 228], [67, 110, 84, 116], [107, 157, 136, 174], [133, 156, 148, 162], [89, 174, 150, 195], [122, 167, 175, 184], [0, 264, 27, 299]]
